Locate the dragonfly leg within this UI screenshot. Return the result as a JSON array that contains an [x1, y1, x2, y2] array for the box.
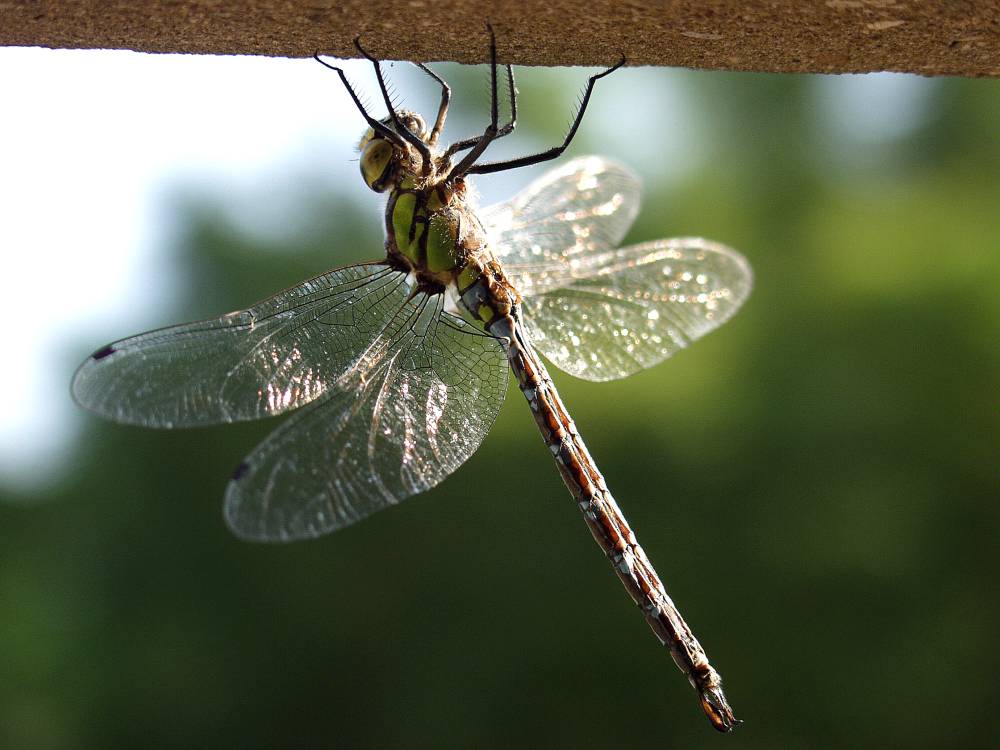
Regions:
[[444, 63, 517, 157], [313, 52, 406, 149], [466, 55, 625, 176], [414, 62, 451, 147], [354, 37, 433, 173], [446, 23, 502, 180]]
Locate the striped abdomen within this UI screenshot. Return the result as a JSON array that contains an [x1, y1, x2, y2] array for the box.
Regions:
[[488, 311, 739, 732]]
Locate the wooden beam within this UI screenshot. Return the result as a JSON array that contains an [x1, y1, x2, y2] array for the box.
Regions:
[[2, 1, 998, 77]]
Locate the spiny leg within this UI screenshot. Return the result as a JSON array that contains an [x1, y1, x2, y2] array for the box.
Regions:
[[313, 53, 405, 148], [354, 37, 433, 173], [467, 55, 625, 175], [414, 62, 450, 148], [444, 63, 517, 157], [447, 23, 502, 180]]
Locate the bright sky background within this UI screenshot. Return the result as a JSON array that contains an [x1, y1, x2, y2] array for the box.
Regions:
[[0, 47, 933, 493], [0, 48, 370, 492]]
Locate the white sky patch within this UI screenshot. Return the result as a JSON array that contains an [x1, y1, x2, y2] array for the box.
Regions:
[[588, 67, 702, 187], [0, 48, 371, 492], [811, 72, 937, 171], [817, 72, 935, 143]]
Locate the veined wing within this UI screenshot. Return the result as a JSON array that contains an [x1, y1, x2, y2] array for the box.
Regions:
[[224, 293, 507, 542], [520, 238, 753, 382], [481, 155, 641, 297], [72, 263, 411, 427]]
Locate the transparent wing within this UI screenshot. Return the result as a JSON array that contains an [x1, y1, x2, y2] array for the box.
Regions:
[[520, 238, 753, 382], [481, 155, 642, 296], [224, 293, 507, 542], [72, 263, 413, 427]]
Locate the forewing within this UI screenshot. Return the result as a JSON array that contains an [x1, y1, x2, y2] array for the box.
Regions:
[[521, 238, 753, 382], [481, 156, 641, 296], [224, 294, 508, 542], [72, 264, 411, 427]]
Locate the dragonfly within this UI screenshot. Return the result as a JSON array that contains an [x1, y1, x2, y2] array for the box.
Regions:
[[72, 29, 752, 731]]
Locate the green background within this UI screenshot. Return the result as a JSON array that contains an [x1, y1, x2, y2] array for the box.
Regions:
[[2, 60, 999, 749]]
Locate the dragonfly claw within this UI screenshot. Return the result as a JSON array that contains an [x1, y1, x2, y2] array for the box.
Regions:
[[700, 687, 741, 732]]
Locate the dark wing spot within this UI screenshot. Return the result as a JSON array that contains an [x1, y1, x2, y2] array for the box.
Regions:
[[92, 345, 116, 360], [231, 461, 250, 481]]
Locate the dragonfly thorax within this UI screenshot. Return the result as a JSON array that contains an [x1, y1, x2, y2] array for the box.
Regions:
[[358, 111, 520, 326], [384, 175, 482, 286]]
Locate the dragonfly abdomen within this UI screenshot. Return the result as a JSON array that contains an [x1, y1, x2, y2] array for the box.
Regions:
[[490, 312, 739, 732]]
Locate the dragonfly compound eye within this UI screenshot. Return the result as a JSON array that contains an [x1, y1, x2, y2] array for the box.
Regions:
[[360, 138, 396, 192], [357, 126, 376, 152], [400, 112, 427, 140]]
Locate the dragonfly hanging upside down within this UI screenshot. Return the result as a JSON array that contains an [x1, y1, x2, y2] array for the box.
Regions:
[[72, 29, 751, 731]]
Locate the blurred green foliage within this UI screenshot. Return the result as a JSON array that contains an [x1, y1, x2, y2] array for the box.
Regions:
[[2, 64, 999, 749]]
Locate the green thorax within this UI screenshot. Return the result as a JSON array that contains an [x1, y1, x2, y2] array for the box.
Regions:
[[384, 176, 520, 330], [385, 176, 465, 278]]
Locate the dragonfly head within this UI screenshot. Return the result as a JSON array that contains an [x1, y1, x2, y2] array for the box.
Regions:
[[358, 112, 429, 193]]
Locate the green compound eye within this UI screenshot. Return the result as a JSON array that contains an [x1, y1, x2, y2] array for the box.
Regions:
[[356, 126, 376, 152], [359, 139, 395, 192]]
